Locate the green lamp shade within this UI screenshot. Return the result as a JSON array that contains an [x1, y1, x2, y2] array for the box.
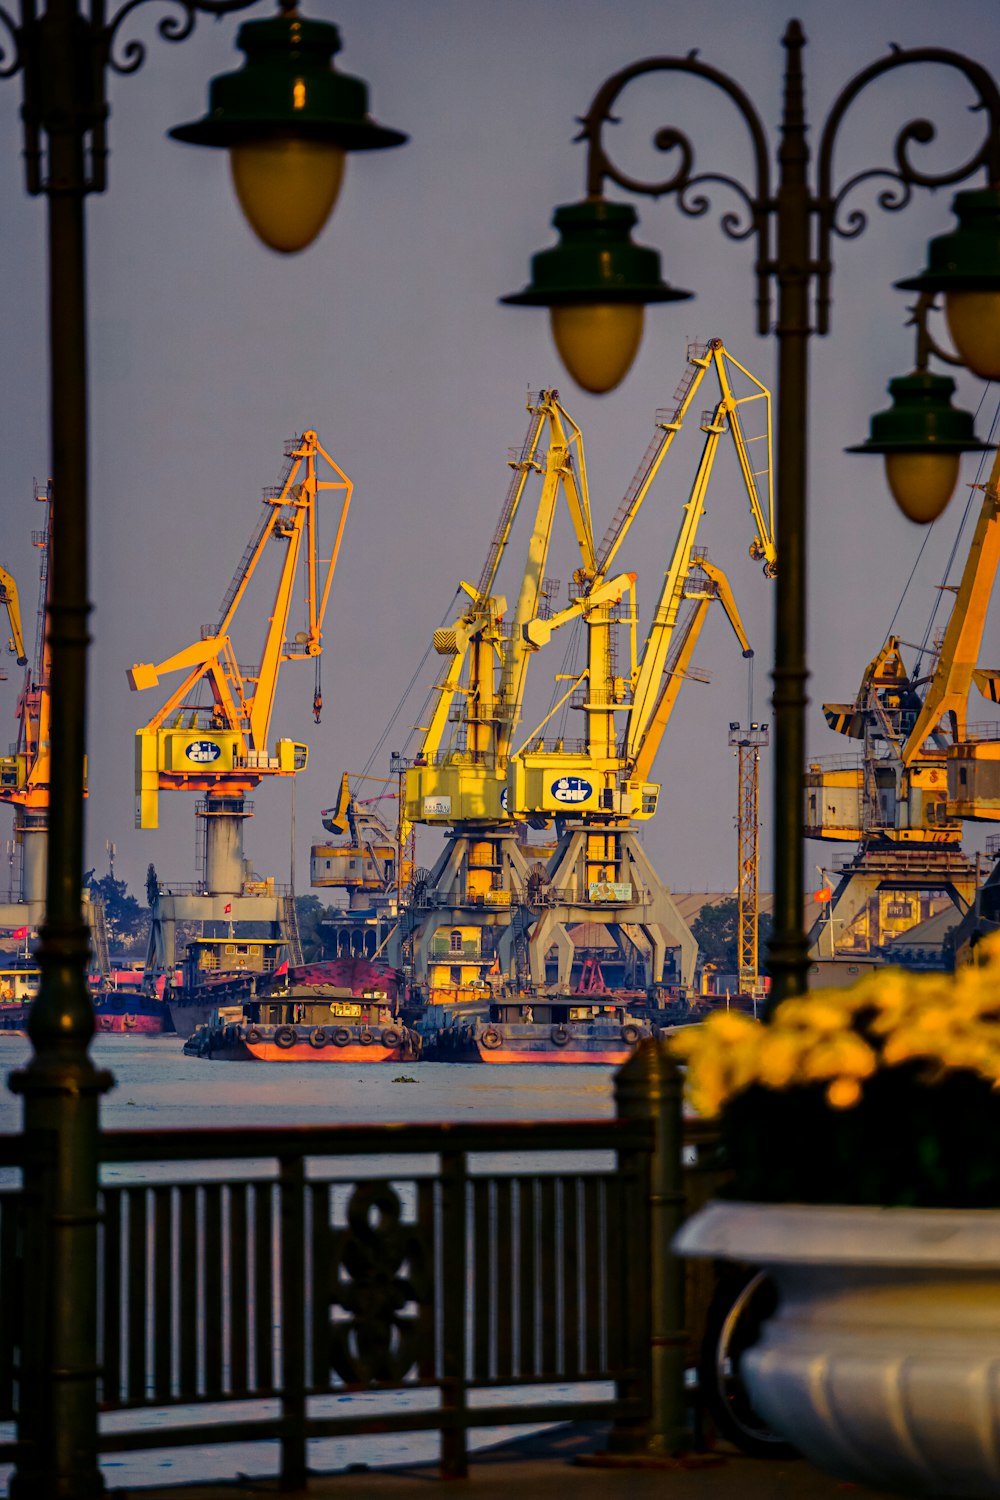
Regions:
[[846, 370, 994, 524], [170, 12, 407, 252], [501, 199, 690, 392], [501, 198, 690, 308], [896, 189, 1000, 379]]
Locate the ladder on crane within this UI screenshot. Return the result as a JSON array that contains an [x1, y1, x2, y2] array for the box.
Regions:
[[280, 893, 304, 968], [88, 898, 112, 987]]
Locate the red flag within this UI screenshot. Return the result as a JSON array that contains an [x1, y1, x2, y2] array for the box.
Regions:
[[274, 959, 288, 977], [11, 926, 28, 940], [223, 902, 232, 915], [813, 886, 833, 904]]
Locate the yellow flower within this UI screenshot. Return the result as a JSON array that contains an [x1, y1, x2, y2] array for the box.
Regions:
[[801, 1033, 877, 1082], [773, 998, 845, 1034], [685, 1053, 728, 1119], [826, 1076, 862, 1109], [757, 1031, 805, 1089], [702, 1010, 760, 1045]]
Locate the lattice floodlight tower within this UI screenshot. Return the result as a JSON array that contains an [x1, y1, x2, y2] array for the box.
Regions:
[[730, 721, 769, 996]]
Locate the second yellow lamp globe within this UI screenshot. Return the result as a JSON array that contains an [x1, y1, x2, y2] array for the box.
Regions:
[[170, 8, 406, 254]]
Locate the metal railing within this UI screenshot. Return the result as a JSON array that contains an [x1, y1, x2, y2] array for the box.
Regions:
[[6, 1049, 712, 1489], [91, 1121, 653, 1483], [10, 1120, 659, 1486]]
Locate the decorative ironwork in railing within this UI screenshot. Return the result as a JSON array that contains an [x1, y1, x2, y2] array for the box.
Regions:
[[37, 1120, 653, 1486]]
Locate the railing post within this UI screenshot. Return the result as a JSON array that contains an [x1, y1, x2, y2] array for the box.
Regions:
[[279, 1155, 307, 1491], [611, 1038, 691, 1455], [439, 1148, 468, 1478]]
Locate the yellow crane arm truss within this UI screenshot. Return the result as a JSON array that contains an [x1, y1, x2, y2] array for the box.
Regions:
[[495, 397, 593, 762], [0, 566, 27, 666], [624, 346, 775, 767], [630, 557, 751, 784], [416, 391, 595, 768], [129, 430, 352, 757]]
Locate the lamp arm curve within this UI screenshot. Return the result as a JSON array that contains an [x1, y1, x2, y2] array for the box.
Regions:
[[106, 0, 261, 76], [579, 53, 771, 245], [0, 6, 20, 79], [817, 45, 1000, 246]]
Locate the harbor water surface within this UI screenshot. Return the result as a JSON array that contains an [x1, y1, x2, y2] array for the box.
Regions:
[[0, 1033, 621, 1491]]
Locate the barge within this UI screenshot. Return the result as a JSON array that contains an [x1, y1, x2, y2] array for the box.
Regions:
[[420, 996, 656, 1063], [184, 966, 420, 1062]]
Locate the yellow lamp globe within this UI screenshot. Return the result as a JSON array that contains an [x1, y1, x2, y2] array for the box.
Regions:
[[883, 451, 962, 525], [943, 291, 1000, 382], [229, 138, 346, 255], [549, 304, 645, 395]]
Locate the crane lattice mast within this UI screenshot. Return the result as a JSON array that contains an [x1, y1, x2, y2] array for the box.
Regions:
[[729, 721, 769, 995]]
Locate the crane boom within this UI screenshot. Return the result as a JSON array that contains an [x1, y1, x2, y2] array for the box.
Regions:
[[404, 389, 596, 829], [0, 566, 27, 667], [508, 340, 775, 824], [630, 557, 752, 785], [625, 350, 774, 765], [129, 430, 352, 828]]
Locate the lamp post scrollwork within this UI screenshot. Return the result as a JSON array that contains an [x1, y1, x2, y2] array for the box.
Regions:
[[504, 19, 1000, 1011]]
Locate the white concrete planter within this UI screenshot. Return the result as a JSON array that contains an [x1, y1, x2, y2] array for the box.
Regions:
[[676, 1200, 1000, 1498]]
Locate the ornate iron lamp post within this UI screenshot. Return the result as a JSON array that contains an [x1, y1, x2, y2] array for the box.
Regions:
[[0, 3, 404, 1493], [503, 20, 1000, 1009]]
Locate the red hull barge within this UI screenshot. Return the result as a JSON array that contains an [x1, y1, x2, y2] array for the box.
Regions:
[[92, 994, 167, 1034], [185, 1018, 418, 1062], [422, 997, 655, 1064], [184, 972, 420, 1063]]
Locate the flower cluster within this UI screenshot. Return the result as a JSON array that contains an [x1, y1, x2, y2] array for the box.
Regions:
[[668, 934, 1000, 1207], [670, 934, 1000, 1118]]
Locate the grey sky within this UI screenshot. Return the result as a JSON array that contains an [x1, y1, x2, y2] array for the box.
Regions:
[[1, 0, 998, 908]]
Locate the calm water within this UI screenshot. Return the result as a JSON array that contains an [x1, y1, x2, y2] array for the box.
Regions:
[[0, 1033, 621, 1490]]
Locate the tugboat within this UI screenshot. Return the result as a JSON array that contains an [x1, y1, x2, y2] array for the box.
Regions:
[[184, 957, 420, 1063], [422, 993, 656, 1063], [0, 962, 38, 1031]]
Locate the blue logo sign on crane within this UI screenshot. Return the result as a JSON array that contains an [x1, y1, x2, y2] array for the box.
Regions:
[[550, 776, 593, 804], [185, 740, 223, 764]]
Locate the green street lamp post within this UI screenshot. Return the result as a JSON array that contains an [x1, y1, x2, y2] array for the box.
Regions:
[[0, 2, 404, 1492], [504, 20, 1000, 1011]]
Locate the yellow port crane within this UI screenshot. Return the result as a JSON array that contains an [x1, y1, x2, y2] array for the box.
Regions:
[[389, 388, 632, 1000], [129, 431, 353, 981], [0, 485, 57, 927], [310, 771, 414, 959], [805, 441, 1000, 963], [0, 484, 111, 973], [130, 431, 352, 827], [506, 339, 775, 993]]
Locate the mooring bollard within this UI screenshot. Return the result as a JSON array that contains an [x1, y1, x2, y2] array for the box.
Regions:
[[611, 1038, 691, 1456]]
